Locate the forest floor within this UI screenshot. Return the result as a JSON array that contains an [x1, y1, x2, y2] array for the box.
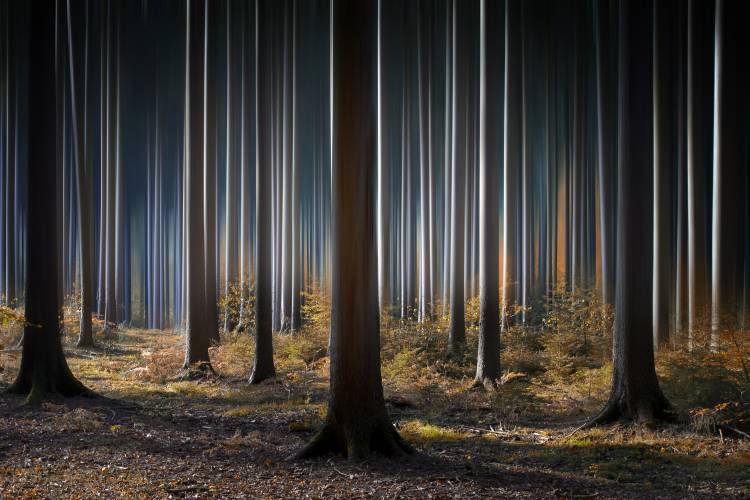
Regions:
[[1, 310, 749, 498]]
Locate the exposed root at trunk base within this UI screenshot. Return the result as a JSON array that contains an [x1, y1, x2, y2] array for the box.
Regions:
[[584, 396, 677, 429], [178, 362, 218, 381], [472, 376, 499, 391], [6, 378, 96, 407], [293, 420, 415, 462]]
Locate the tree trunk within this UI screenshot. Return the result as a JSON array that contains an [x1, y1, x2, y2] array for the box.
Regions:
[[653, 0, 677, 349], [250, 0, 277, 385], [296, 0, 412, 461], [591, 0, 673, 425], [8, 0, 90, 405], [686, 0, 713, 351], [448, 0, 467, 351], [182, 0, 213, 376], [476, 0, 503, 389], [710, 0, 746, 351], [204, 0, 220, 345], [594, 0, 617, 306], [502, 0, 522, 329]]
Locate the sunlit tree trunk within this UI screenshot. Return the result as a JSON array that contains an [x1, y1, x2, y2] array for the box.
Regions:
[[476, 0, 503, 389]]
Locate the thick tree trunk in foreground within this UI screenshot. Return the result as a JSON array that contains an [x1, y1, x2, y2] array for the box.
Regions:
[[476, 0, 502, 389], [250, 0, 276, 385], [8, 0, 90, 405], [182, 0, 213, 375], [591, 0, 673, 425], [296, 0, 412, 461]]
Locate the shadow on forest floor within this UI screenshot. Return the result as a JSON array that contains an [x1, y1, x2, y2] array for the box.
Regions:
[[0, 324, 749, 498]]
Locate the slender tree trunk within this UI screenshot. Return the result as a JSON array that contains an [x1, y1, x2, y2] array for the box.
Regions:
[[594, 0, 616, 306], [653, 0, 676, 349], [8, 0, 91, 405], [66, 0, 94, 347], [591, 0, 673, 425], [448, 0, 467, 351], [296, 0, 412, 460], [250, 0, 277, 385], [182, 0, 213, 375], [502, 0, 522, 329], [476, 0, 503, 389], [686, 0, 713, 351]]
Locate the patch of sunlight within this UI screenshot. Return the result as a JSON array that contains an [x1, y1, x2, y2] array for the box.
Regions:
[[400, 420, 471, 443]]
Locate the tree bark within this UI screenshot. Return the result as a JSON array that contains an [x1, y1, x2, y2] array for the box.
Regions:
[[182, 0, 213, 376], [8, 0, 91, 405], [250, 0, 277, 385], [591, 0, 673, 425], [448, 0, 467, 351], [476, 0, 503, 389], [296, 0, 412, 461]]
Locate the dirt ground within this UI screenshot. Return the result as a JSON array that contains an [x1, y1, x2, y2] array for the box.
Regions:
[[1, 328, 749, 499]]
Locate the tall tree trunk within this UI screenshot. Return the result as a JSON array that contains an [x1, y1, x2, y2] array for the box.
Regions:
[[182, 0, 213, 375], [653, 0, 676, 349], [296, 0, 412, 460], [591, 0, 673, 425], [476, 0, 503, 389], [686, 0, 713, 351], [8, 0, 90, 405], [250, 0, 277, 385], [502, 0, 522, 329], [448, 0, 467, 351], [204, 0, 219, 344], [594, 0, 617, 306], [66, 0, 95, 347], [710, 0, 746, 351], [223, 0, 238, 334]]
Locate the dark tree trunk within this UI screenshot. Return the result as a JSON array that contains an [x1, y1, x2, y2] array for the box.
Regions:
[[204, 0, 220, 345], [594, 0, 617, 306], [476, 0, 503, 389], [8, 0, 90, 405], [250, 0, 276, 385], [502, 0, 522, 329], [182, 0, 213, 375], [710, 0, 747, 350], [591, 0, 673, 425], [66, 0, 95, 348], [686, 0, 714, 350], [295, 0, 412, 461], [448, 0, 467, 351], [653, 0, 677, 349]]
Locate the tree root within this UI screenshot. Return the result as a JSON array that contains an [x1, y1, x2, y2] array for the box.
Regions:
[[473, 376, 499, 391], [293, 420, 414, 462], [178, 362, 218, 381]]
